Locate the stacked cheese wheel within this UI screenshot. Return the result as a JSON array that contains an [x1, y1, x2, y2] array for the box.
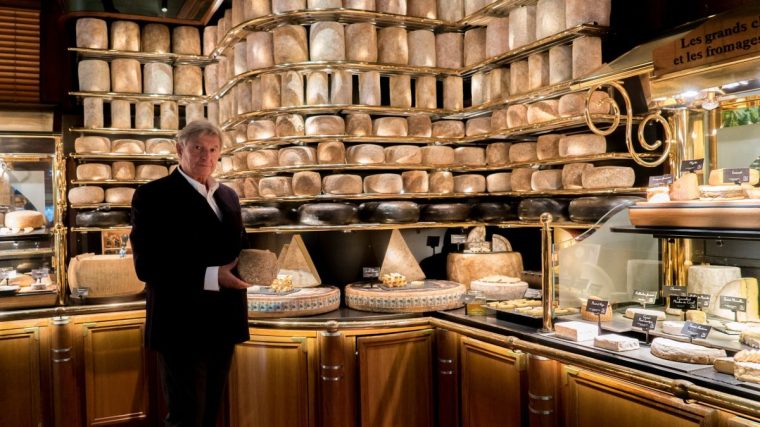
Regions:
[[345, 280, 465, 313], [247, 285, 341, 318]]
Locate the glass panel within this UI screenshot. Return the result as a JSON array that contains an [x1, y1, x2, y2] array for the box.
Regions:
[[556, 209, 660, 308], [3, 159, 55, 224]]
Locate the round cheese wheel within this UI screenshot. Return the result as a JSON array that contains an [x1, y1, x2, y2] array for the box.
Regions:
[[272, 25, 308, 64], [421, 146, 455, 166], [278, 146, 317, 166], [317, 141, 346, 164], [5, 210, 44, 229], [470, 203, 516, 222], [75, 18, 107, 49], [306, 115, 345, 135], [77, 163, 111, 181], [248, 286, 341, 318], [242, 206, 289, 226], [83, 97, 104, 128], [78, 60, 110, 92], [385, 145, 421, 164], [135, 164, 169, 180], [581, 166, 635, 189], [142, 24, 170, 53], [275, 114, 305, 137], [112, 161, 136, 180], [364, 174, 403, 194], [453, 174, 486, 193], [470, 278, 529, 300], [173, 26, 201, 55], [373, 117, 408, 137], [323, 174, 363, 195], [111, 59, 142, 93], [568, 196, 644, 223], [247, 150, 279, 168], [259, 176, 293, 198], [68, 187, 105, 204], [75, 136, 110, 154], [105, 187, 136, 204], [517, 198, 568, 221], [75, 210, 130, 227], [297, 203, 358, 225], [429, 171, 454, 193], [145, 138, 176, 155], [359, 201, 420, 224], [310, 22, 345, 61], [347, 144, 384, 164], [509, 142, 538, 162], [345, 280, 465, 313], [111, 21, 140, 51], [420, 203, 470, 221], [432, 120, 465, 138], [112, 139, 145, 154]]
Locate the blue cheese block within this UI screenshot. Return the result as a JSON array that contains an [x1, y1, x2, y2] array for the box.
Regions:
[[75, 210, 130, 227], [568, 196, 644, 223], [420, 203, 471, 222], [297, 203, 358, 225], [518, 198, 568, 221], [242, 206, 289, 226], [359, 201, 420, 224]]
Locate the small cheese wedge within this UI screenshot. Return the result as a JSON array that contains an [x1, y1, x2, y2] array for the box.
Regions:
[[713, 357, 735, 375], [555, 321, 599, 342], [686, 310, 707, 324], [594, 334, 639, 352], [623, 307, 667, 321], [670, 172, 700, 201]]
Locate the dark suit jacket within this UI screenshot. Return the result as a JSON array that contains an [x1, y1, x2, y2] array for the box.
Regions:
[[130, 170, 249, 352]]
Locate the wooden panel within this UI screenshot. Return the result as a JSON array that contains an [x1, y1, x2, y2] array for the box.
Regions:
[[228, 334, 317, 427], [358, 329, 434, 427], [460, 336, 527, 427], [0, 6, 39, 102], [527, 354, 561, 427], [318, 330, 353, 427], [82, 319, 149, 426], [562, 365, 719, 427], [435, 328, 460, 427], [0, 327, 43, 427]]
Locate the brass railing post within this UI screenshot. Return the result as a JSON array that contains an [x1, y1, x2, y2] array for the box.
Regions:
[[540, 213, 554, 333]]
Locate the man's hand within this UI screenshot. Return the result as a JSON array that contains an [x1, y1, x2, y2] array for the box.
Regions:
[[218, 258, 251, 290]]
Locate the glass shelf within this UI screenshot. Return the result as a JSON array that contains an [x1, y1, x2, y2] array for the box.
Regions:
[[68, 47, 215, 66]]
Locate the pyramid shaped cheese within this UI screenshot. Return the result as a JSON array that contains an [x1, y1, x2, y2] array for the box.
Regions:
[[379, 229, 425, 282], [710, 278, 760, 321], [277, 235, 321, 287]]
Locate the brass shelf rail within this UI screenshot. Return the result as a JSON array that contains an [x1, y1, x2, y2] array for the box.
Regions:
[[68, 47, 215, 66], [69, 91, 206, 104], [69, 127, 179, 136], [70, 153, 177, 161]]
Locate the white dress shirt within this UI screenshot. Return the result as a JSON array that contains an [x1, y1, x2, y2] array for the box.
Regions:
[[178, 167, 223, 292]]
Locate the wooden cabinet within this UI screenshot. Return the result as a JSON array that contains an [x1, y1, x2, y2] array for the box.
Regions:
[[356, 328, 435, 427], [0, 319, 51, 427], [459, 336, 528, 427], [228, 330, 318, 427], [435, 328, 460, 427], [561, 365, 719, 427], [74, 314, 151, 426]]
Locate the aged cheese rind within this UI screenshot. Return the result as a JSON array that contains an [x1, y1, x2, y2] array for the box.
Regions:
[[487, 173, 512, 193], [68, 187, 105, 204], [455, 147, 486, 166], [509, 143, 538, 163], [297, 203, 358, 226], [77, 163, 111, 181], [259, 176, 294, 198], [429, 171, 455, 193], [364, 174, 403, 194], [531, 169, 563, 191], [76, 18, 107, 49], [347, 144, 384, 164], [323, 174, 363, 194], [359, 201, 420, 224], [317, 141, 346, 164], [385, 145, 422, 164], [536, 134, 562, 160], [105, 187, 135, 204], [238, 249, 278, 285], [454, 174, 486, 193], [650, 338, 727, 364]]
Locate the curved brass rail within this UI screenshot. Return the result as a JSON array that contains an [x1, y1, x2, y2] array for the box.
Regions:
[[583, 81, 673, 168]]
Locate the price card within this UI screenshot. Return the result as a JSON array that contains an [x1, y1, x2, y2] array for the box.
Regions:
[[663, 286, 687, 297], [680, 159, 704, 173], [362, 267, 379, 279], [451, 234, 466, 244], [687, 293, 711, 309], [632, 313, 658, 331], [633, 290, 657, 305], [426, 236, 440, 247], [723, 168, 751, 184], [670, 295, 698, 310], [524, 288, 542, 299], [720, 296, 747, 312], [681, 321, 712, 339], [585, 299, 609, 315], [648, 174, 674, 187]]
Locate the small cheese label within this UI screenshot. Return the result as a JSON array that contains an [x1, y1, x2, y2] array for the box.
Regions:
[[633, 290, 657, 304], [680, 159, 704, 172], [670, 295, 698, 310], [663, 285, 687, 297], [426, 235, 440, 247], [687, 293, 711, 309], [451, 234, 466, 244], [632, 313, 658, 330], [681, 321, 712, 339], [720, 296, 747, 312], [648, 174, 674, 187], [585, 299, 609, 315], [723, 168, 750, 184], [362, 267, 379, 279]]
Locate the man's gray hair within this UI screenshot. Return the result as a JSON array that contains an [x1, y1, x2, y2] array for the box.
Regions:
[[176, 119, 223, 147]]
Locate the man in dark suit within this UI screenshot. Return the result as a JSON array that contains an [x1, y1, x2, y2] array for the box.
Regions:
[[130, 119, 250, 426]]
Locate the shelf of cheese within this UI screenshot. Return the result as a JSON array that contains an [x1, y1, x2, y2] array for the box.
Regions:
[[220, 104, 446, 131], [244, 220, 596, 234], [67, 47, 215, 67], [69, 91, 206, 104], [219, 153, 648, 178], [69, 127, 179, 137], [611, 226, 760, 241], [238, 187, 646, 204], [70, 153, 177, 161], [0, 247, 55, 259], [70, 179, 151, 186], [70, 203, 131, 210], [70, 226, 132, 233]]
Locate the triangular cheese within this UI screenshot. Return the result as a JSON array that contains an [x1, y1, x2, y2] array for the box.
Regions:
[[491, 234, 511, 252], [710, 278, 760, 321], [276, 244, 290, 270], [379, 229, 425, 281], [466, 226, 486, 243], [277, 235, 321, 287]]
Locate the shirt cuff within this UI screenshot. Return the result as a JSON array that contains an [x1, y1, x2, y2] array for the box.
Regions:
[[204, 266, 220, 291]]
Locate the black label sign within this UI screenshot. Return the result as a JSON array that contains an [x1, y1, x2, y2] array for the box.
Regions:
[[633, 313, 658, 330], [670, 295, 698, 310], [633, 290, 658, 304], [720, 296, 747, 312], [681, 321, 712, 339], [362, 267, 379, 279], [648, 174, 674, 187], [585, 299, 609, 315], [451, 234, 466, 244], [680, 159, 704, 172], [687, 293, 711, 309], [663, 286, 687, 297], [723, 168, 750, 184]]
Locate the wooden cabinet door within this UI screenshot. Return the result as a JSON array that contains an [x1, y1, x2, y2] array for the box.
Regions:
[[460, 336, 527, 427], [357, 329, 434, 427], [0, 326, 45, 427], [436, 328, 460, 427], [562, 365, 719, 427], [81, 319, 149, 426], [228, 334, 317, 427]]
